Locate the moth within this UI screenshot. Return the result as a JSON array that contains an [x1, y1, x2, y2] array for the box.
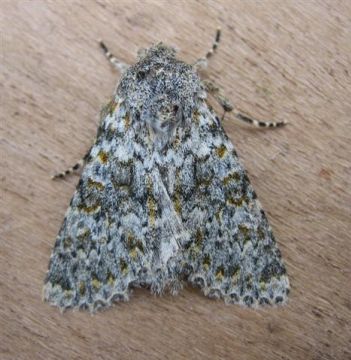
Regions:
[[44, 29, 289, 311]]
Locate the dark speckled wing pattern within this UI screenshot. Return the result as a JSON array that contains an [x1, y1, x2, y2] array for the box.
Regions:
[[44, 99, 186, 311], [167, 102, 289, 306], [44, 98, 289, 311]]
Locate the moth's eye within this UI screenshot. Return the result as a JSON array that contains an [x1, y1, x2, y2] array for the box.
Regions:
[[136, 71, 146, 81], [173, 105, 179, 113]]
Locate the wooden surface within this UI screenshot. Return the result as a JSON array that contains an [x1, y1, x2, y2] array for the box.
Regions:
[[1, 1, 351, 359]]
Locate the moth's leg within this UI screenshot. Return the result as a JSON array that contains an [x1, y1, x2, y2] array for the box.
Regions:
[[204, 80, 287, 127], [51, 148, 91, 180], [235, 112, 287, 128], [194, 27, 221, 70], [99, 40, 129, 72], [203, 79, 233, 119]]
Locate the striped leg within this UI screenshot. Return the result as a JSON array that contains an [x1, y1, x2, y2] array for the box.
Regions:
[[203, 79, 233, 119], [52, 149, 91, 180], [194, 27, 221, 70], [204, 80, 287, 127], [235, 112, 287, 128], [99, 40, 129, 72]]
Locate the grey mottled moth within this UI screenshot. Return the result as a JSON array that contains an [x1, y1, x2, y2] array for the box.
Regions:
[[44, 29, 289, 312]]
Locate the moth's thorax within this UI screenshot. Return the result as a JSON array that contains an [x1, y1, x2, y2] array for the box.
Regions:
[[117, 43, 204, 141]]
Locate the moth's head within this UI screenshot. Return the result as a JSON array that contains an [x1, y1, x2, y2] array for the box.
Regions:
[[136, 42, 177, 63], [117, 43, 204, 139]]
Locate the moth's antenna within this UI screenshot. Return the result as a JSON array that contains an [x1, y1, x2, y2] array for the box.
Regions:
[[194, 27, 221, 70], [99, 40, 129, 72], [205, 27, 221, 61]]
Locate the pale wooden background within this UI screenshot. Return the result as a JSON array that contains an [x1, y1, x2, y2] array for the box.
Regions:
[[1, 1, 350, 359]]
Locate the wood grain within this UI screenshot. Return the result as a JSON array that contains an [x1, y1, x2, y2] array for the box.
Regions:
[[1, 1, 350, 359]]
